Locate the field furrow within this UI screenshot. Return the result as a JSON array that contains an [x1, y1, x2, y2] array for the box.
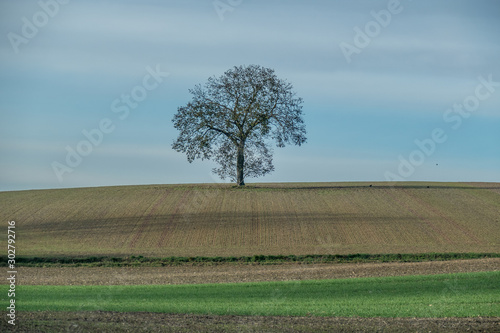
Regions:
[[1, 182, 499, 257]]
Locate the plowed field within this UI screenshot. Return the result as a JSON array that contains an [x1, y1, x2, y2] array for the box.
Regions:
[[14, 258, 500, 286], [1, 182, 499, 257], [4, 312, 498, 333]]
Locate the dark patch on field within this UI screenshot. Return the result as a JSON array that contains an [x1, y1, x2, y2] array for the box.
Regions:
[[1, 311, 499, 332]]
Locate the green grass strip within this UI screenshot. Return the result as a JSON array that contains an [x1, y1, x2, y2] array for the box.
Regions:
[[2, 252, 499, 267], [6, 271, 500, 317]]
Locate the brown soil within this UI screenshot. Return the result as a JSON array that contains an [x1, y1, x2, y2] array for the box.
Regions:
[[2, 311, 499, 333], [4, 182, 500, 258], [13, 258, 500, 286]]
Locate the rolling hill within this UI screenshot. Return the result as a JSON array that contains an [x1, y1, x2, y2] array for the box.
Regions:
[[1, 182, 499, 257]]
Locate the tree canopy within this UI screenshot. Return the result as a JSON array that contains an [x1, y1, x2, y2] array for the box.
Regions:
[[172, 65, 306, 186]]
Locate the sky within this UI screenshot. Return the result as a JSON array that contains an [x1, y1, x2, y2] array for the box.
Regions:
[[0, 0, 499, 191]]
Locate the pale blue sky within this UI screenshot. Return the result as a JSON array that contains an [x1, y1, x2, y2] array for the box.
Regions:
[[1, 0, 499, 191]]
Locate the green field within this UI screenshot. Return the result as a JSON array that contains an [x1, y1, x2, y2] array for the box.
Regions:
[[3, 271, 498, 318], [1, 182, 499, 257]]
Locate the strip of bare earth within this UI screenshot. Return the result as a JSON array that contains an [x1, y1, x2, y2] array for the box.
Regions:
[[1, 312, 499, 333], [12, 258, 500, 285]]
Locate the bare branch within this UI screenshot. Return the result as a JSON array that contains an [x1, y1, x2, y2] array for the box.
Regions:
[[172, 65, 306, 185]]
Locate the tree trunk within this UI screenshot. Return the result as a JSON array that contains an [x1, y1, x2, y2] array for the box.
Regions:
[[236, 143, 245, 186]]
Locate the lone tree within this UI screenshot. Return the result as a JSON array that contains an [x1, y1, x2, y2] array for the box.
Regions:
[[172, 65, 306, 186]]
